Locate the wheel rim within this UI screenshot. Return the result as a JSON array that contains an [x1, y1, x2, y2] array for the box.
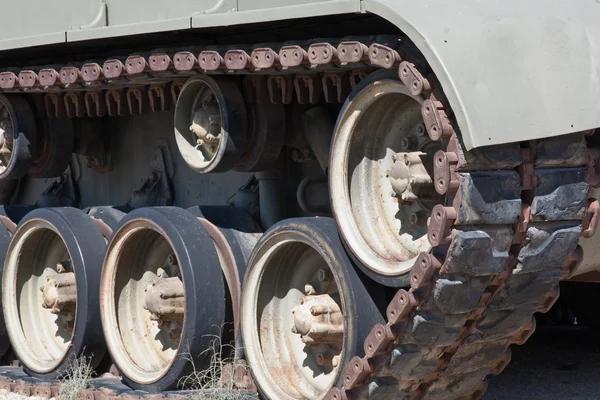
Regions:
[[175, 78, 225, 171], [330, 73, 442, 280], [3, 219, 75, 373], [0, 99, 15, 175], [174, 76, 246, 173], [242, 236, 346, 399], [101, 219, 184, 385]]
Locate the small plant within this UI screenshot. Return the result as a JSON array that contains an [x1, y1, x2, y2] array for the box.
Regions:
[[58, 355, 94, 400], [179, 334, 255, 400]]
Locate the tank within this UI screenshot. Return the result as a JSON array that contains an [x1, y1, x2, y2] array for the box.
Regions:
[[0, 1, 596, 399]]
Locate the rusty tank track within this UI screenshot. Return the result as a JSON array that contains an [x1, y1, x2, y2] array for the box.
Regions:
[[325, 77, 593, 398], [0, 35, 414, 116], [0, 36, 596, 400]]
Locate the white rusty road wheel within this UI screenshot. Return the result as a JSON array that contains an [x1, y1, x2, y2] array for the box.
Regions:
[[241, 217, 384, 400], [2, 207, 106, 379], [100, 207, 226, 392], [329, 70, 443, 286], [174, 75, 247, 173]]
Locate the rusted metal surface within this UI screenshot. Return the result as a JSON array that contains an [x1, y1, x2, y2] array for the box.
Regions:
[[399, 61, 431, 96], [322, 73, 349, 103], [267, 75, 293, 104], [144, 276, 185, 322], [294, 74, 321, 104], [125, 55, 151, 76], [279, 45, 309, 68], [148, 84, 171, 112], [170, 81, 184, 104], [388, 152, 433, 201], [103, 59, 127, 80], [59, 66, 82, 86], [39, 68, 60, 87], [84, 91, 107, 117], [148, 52, 173, 73], [291, 292, 344, 345], [0, 71, 18, 90], [173, 51, 197, 72], [368, 43, 401, 69], [127, 87, 149, 115], [64, 92, 85, 118], [337, 41, 369, 64], [40, 271, 77, 315], [44, 94, 65, 118], [582, 199, 600, 238], [81, 62, 104, 84], [0, 38, 418, 115], [308, 42, 338, 65], [199, 50, 225, 71], [224, 49, 251, 71], [18, 70, 40, 89], [106, 89, 125, 116], [251, 48, 279, 70], [422, 99, 453, 141]]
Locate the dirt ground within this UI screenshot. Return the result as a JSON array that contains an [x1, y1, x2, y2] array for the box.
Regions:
[[1, 325, 599, 400], [486, 326, 600, 399]]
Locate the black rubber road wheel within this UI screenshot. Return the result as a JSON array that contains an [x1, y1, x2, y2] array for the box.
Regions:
[[29, 117, 74, 178], [2, 207, 107, 379], [0, 205, 34, 359], [100, 207, 226, 392], [187, 205, 261, 358], [241, 217, 385, 400], [0, 94, 37, 180]]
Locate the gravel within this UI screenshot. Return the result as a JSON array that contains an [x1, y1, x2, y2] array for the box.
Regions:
[[2, 326, 600, 399]]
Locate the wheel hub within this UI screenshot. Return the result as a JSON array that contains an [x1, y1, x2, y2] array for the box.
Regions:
[[40, 266, 76, 316], [189, 96, 222, 157], [290, 267, 344, 374], [292, 293, 343, 346], [388, 152, 433, 201]]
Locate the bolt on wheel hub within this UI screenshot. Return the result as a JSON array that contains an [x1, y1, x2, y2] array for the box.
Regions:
[[291, 268, 344, 349], [40, 268, 77, 315]]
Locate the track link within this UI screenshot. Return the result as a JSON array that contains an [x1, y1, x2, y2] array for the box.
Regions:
[[0, 36, 413, 117], [0, 36, 594, 400]]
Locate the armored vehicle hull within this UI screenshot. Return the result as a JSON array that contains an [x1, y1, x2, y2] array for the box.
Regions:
[[0, 1, 596, 399]]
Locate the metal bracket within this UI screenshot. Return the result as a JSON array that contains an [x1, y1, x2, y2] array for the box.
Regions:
[[38, 170, 79, 208], [127, 141, 174, 209]]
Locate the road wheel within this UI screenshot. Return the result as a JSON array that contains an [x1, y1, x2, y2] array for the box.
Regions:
[[241, 217, 384, 400], [2, 207, 106, 379], [100, 207, 226, 392]]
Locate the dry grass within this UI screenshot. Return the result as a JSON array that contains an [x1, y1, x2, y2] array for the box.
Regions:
[[179, 335, 255, 400], [57, 356, 94, 400]]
